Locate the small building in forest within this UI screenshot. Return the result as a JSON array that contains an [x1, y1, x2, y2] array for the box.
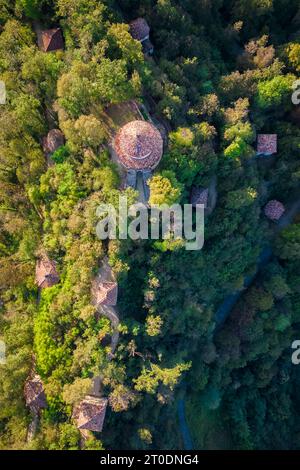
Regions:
[[264, 200, 285, 221], [92, 280, 118, 307], [190, 187, 209, 209], [73, 396, 108, 433], [37, 28, 64, 53], [129, 18, 150, 42], [114, 120, 163, 202], [114, 120, 163, 171], [257, 134, 277, 156], [36, 256, 60, 289], [24, 375, 47, 414], [129, 18, 154, 55], [43, 129, 65, 155]]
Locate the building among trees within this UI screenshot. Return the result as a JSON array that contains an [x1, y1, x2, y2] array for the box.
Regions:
[[36, 256, 60, 289], [264, 200, 285, 221], [129, 18, 154, 55], [114, 120, 163, 202], [43, 129, 65, 155], [24, 375, 47, 414], [37, 28, 64, 53], [190, 187, 209, 208], [73, 396, 108, 432], [92, 280, 118, 307], [114, 120, 163, 170], [257, 134, 277, 156]]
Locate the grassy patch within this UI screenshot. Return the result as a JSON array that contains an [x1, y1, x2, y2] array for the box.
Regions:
[[94, 100, 143, 139]]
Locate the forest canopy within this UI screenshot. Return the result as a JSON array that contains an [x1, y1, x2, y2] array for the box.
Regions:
[[0, 0, 299, 451]]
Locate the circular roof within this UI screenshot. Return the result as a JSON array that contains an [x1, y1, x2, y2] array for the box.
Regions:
[[114, 120, 163, 170], [264, 200, 285, 221], [129, 18, 150, 41]]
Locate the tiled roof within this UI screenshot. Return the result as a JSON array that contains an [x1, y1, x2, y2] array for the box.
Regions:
[[190, 187, 209, 208], [37, 28, 64, 52], [43, 129, 64, 154], [36, 256, 60, 289], [257, 134, 277, 155], [92, 280, 118, 307], [73, 396, 108, 432], [24, 375, 47, 413], [114, 120, 163, 170], [129, 18, 150, 41], [264, 200, 285, 221]]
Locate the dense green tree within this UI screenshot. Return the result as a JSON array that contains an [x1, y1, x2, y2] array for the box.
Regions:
[[275, 224, 300, 260], [1, 0, 300, 452], [148, 170, 183, 206]]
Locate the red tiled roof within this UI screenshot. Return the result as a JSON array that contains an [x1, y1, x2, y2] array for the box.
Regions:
[[73, 396, 108, 432], [114, 120, 163, 170], [36, 256, 60, 289], [190, 187, 209, 208], [37, 28, 64, 52], [257, 134, 277, 155], [264, 200, 285, 221], [93, 280, 118, 307], [24, 375, 47, 413], [129, 18, 150, 41], [43, 129, 65, 154]]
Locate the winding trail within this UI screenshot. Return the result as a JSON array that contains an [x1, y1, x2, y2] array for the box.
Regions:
[[26, 413, 38, 443], [94, 259, 120, 357], [91, 259, 120, 396], [178, 399, 194, 450], [101, 305, 120, 358]]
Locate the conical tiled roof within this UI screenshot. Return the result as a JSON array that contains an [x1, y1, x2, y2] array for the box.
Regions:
[[37, 28, 64, 52], [24, 375, 47, 413], [129, 18, 150, 42], [36, 256, 60, 289], [92, 280, 118, 307], [190, 187, 209, 208], [257, 134, 277, 155], [43, 129, 65, 154], [264, 200, 285, 221], [73, 396, 108, 432], [114, 120, 163, 170]]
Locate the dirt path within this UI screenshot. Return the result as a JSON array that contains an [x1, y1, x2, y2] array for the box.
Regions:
[[101, 305, 120, 358], [92, 259, 120, 395], [26, 413, 38, 443], [178, 398, 194, 450]]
